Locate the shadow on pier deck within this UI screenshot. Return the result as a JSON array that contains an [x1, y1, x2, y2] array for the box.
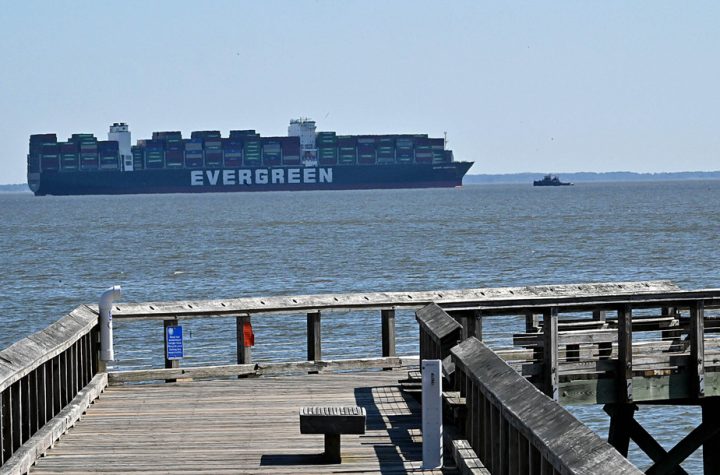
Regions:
[[30, 371, 443, 474]]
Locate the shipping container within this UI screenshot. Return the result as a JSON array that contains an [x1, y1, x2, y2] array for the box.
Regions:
[[27, 155, 41, 173], [145, 150, 165, 169], [191, 130, 221, 140], [185, 138, 203, 152], [223, 150, 243, 168], [132, 146, 144, 170], [80, 152, 99, 170], [229, 130, 257, 139], [61, 153, 79, 170], [165, 150, 184, 168], [204, 150, 223, 167], [98, 140, 120, 152], [58, 141, 78, 153], [337, 136, 357, 147], [185, 151, 204, 168], [143, 139, 165, 151], [41, 153, 60, 171], [204, 139, 222, 150], [153, 131, 182, 141], [99, 155, 120, 170], [30, 133, 57, 145]]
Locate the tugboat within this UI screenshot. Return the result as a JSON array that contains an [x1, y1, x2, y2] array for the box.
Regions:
[[533, 174, 573, 186]]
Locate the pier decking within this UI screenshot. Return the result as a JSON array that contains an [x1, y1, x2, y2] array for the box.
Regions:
[[30, 371, 437, 474], [4, 280, 720, 474]]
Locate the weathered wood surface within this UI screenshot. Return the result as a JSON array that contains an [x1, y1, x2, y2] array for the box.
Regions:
[[0, 306, 97, 393], [1, 373, 106, 475], [108, 356, 419, 384], [417, 303, 464, 342], [452, 337, 643, 474], [101, 280, 683, 320], [29, 371, 452, 474]]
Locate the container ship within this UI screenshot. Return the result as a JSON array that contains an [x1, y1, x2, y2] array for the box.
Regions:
[[27, 119, 472, 196]]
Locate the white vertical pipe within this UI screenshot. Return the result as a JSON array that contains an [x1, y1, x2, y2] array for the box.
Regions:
[[422, 359, 443, 469], [99, 285, 122, 362]]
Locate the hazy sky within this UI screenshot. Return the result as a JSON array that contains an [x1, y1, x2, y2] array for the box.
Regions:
[[2, 1, 719, 183]]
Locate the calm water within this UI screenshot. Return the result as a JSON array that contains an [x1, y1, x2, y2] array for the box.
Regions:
[[1, 181, 719, 471]]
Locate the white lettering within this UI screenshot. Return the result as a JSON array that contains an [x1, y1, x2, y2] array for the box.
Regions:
[[303, 168, 316, 183], [319, 168, 333, 183], [238, 169, 252, 185], [255, 169, 268, 184], [223, 169, 236, 185], [288, 168, 300, 184], [191, 170, 203, 186], [271, 168, 285, 184], [206, 170, 220, 185]]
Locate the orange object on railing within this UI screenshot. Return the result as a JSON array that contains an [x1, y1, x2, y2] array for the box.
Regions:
[[244, 320, 255, 347]]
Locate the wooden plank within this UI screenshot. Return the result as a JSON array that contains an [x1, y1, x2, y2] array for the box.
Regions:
[[416, 303, 463, 343], [618, 305, 633, 402], [107, 356, 419, 384], [28, 371, 444, 475], [702, 400, 720, 473], [103, 280, 684, 320], [543, 308, 559, 401], [450, 338, 642, 474], [236, 315, 252, 365], [307, 311, 322, 363], [0, 306, 98, 394], [0, 373, 107, 475], [381, 309, 396, 358], [690, 301, 705, 398]]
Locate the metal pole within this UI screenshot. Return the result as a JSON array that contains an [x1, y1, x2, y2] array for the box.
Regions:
[[99, 285, 122, 362]]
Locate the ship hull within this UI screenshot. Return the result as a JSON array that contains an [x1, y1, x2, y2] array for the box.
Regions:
[[33, 162, 473, 196]]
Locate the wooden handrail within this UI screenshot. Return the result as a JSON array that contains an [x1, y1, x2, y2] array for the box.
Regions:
[[416, 303, 463, 363], [451, 337, 643, 474], [0, 305, 99, 467], [100, 280, 681, 320]]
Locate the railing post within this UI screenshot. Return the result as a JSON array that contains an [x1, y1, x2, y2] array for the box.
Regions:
[[10, 383, 20, 452], [421, 359, 442, 469], [618, 304, 633, 402], [542, 307, 559, 401], [381, 308, 396, 357], [236, 314, 253, 365], [0, 391, 5, 465], [690, 301, 705, 398], [473, 310, 483, 341], [307, 311, 321, 364], [592, 309, 607, 322], [381, 308, 396, 370], [164, 318, 180, 383], [525, 312, 539, 332]]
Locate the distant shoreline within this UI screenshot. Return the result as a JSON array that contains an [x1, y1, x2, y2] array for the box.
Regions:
[[464, 171, 720, 184], [2, 171, 719, 192]]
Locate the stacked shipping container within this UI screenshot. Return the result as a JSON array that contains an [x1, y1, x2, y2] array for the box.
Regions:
[[29, 125, 454, 173]]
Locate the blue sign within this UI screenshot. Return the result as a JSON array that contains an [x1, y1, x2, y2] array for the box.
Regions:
[[166, 325, 183, 360]]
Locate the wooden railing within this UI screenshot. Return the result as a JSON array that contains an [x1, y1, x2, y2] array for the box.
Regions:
[[105, 281, 681, 382], [109, 307, 405, 383], [416, 302, 463, 363], [0, 305, 105, 472], [451, 337, 642, 474]]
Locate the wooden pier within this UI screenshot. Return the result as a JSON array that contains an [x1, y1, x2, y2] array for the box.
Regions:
[[2, 280, 720, 474]]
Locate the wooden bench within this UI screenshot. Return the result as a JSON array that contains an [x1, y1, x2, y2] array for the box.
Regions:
[[299, 406, 366, 463]]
